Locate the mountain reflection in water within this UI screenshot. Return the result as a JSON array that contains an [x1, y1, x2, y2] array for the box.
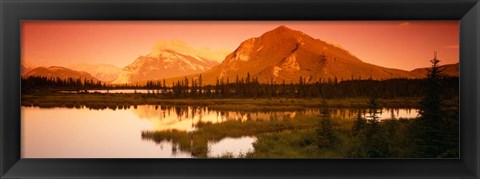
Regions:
[[22, 105, 418, 158]]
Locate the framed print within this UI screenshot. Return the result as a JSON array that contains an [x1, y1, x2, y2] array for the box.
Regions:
[[1, 0, 479, 178]]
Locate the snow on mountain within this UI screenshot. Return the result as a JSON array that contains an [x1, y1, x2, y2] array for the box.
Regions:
[[149, 39, 229, 63], [68, 64, 122, 82], [111, 40, 225, 84]]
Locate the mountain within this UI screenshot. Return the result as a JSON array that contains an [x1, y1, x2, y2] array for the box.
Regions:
[[194, 26, 422, 85], [111, 40, 227, 84], [411, 63, 459, 77], [68, 64, 122, 82], [23, 66, 99, 82], [150, 40, 230, 63], [21, 61, 38, 75]]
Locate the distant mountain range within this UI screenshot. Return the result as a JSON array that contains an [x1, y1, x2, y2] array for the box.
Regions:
[[21, 26, 459, 85], [68, 63, 122, 82], [23, 66, 99, 82], [21, 61, 38, 75], [410, 63, 459, 77]]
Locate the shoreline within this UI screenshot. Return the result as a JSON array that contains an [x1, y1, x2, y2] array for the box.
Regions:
[[20, 93, 440, 110]]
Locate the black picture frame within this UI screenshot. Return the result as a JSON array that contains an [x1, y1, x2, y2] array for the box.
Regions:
[[1, 0, 479, 178]]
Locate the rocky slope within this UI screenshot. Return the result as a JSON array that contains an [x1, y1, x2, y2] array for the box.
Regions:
[[196, 26, 422, 85], [111, 40, 226, 84]]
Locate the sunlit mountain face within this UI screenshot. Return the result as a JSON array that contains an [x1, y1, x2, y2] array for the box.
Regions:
[[166, 26, 436, 85], [110, 40, 228, 84]]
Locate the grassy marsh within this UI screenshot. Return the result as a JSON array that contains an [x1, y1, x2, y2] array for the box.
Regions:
[[21, 92, 430, 111]]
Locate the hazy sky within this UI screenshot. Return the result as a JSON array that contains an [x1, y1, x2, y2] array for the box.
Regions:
[[22, 21, 458, 70]]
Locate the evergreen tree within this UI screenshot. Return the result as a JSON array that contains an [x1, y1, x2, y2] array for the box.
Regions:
[[352, 111, 367, 136], [416, 52, 457, 157], [364, 93, 390, 158], [316, 97, 336, 148], [367, 94, 380, 124]]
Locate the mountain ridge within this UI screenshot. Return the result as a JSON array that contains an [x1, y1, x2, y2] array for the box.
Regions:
[[23, 66, 100, 82], [21, 61, 38, 75], [111, 40, 225, 84], [193, 25, 423, 85], [68, 63, 122, 82], [411, 63, 459, 77]]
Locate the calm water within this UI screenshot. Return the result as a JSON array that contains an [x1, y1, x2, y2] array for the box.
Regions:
[[60, 89, 158, 94], [21, 105, 418, 158]]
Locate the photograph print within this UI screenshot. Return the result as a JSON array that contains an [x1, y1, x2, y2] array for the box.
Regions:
[[21, 21, 459, 158]]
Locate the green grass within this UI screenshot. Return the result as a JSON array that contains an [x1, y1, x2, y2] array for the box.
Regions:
[[22, 93, 430, 110], [244, 118, 421, 158], [141, 115, 360, 158], [141, 115, 320, 157], [142, 112, 458, 159]]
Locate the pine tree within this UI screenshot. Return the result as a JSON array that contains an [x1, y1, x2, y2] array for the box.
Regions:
[[419, 51, 443, 122], [364, 92, 390, 158], [352, 111, 367, 136], [316, 97, 336, 148], [416, 51, 455, 157], [367, 94, 380, 124]]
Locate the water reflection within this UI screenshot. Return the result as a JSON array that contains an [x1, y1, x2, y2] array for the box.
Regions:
[[208, 137, 256, 157], [133, 105, 418, 132], [21, 106, 191, 158], [22, 105, 418, 158], [133, 105, 303, 131], [60, 89, 154, 94]]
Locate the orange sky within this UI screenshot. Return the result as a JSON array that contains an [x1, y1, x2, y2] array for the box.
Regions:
[[21, 21, 459, 71]]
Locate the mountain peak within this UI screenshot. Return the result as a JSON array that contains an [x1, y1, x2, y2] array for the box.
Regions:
[[48, 66, 69, 70], [203, 25, 423, 84], [150, 39, 193, 57], [262, 25, 306, 39], [149, 39, 229, 63], [111, 40, 224, 84], [272, 25, 293, 31]]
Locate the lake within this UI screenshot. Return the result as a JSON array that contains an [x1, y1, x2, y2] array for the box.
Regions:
[[60, 89, 154, 94], [21, 105, 419, 158]]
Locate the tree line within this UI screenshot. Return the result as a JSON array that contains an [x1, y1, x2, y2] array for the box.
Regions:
[[22, 74, 458, 99]]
